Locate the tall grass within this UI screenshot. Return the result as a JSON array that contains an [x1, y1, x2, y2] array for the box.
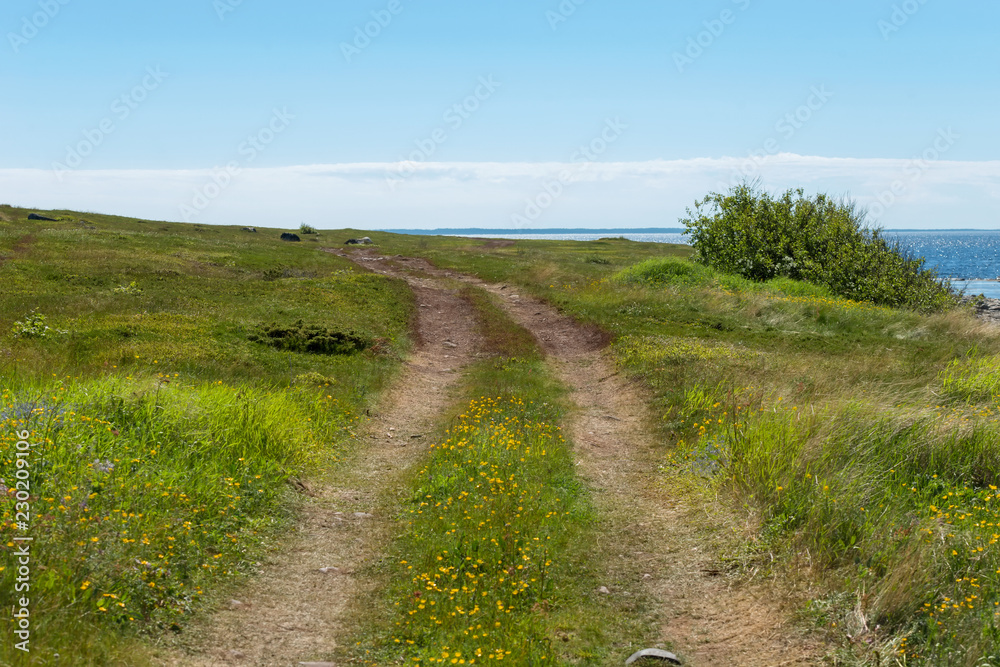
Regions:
[[941, 354, 1000, 403], [0, 374, 356, 664], [669, 392, 1000, 664]]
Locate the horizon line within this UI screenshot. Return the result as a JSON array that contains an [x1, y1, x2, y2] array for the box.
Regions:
[[379, 227, 1000, 233]]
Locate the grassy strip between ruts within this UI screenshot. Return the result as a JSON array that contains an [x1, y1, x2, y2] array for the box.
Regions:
[[458, 286, 539, 361], [355, 287, 648, 665]]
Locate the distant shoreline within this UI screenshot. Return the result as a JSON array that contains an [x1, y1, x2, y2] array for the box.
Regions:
[[379, 227, 685, 235], [380, 228, 1000, 236]]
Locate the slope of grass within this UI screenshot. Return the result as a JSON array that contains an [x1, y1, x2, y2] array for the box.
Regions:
[[0, 207, 414, 664]]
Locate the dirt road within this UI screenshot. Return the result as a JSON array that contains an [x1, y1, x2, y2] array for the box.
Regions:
[[354, 252, 826, 666], [162, 250, 825, 666]]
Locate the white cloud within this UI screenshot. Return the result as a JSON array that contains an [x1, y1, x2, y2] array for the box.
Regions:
[[1, 155, 998, 230]]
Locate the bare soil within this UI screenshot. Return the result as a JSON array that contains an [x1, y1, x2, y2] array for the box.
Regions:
[[159, 249, 830, 666]]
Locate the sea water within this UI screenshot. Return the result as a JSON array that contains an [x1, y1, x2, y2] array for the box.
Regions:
[[891, 231, 1000, 299]]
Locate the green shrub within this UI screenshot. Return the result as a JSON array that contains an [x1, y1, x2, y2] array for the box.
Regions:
[[299, 223, 318, 235], [681, 183, 956, 311], [262, 267, 285, 281]]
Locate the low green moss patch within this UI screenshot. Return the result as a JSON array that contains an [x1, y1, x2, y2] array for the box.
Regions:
[[612, 256, 713, 287], [248, 320, 372, 355]]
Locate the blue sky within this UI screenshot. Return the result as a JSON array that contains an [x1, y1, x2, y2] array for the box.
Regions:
[[2, 0, 999, 229]]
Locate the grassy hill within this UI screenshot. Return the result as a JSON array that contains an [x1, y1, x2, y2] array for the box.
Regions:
[[4, 205, 1000, 664]]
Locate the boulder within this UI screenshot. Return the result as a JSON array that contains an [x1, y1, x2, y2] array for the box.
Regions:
[[625, 648, 682, 665], [280, 233, 301, 242], [28, 213, 57, 221], [962, 295, 1000, 324], [345, 237, 373, 245]]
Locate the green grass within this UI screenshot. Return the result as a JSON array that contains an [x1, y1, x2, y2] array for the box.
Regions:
[[0, 207, 415, 664], [940, 353, 1000, 404], [377, 393, 577, 664], [670, 399, 1000, 663], [1, 378, 351, 661]]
